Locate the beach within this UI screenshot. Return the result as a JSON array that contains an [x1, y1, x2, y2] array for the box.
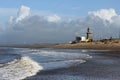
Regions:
[[20, 41, 120, 80], [3, 41, 120, 51], [24, 50, 120, 80], [53, 41, 120, 50], [0, 1, 120, 80], [24, 41, 120, 80], [0, 41, 120, 80]]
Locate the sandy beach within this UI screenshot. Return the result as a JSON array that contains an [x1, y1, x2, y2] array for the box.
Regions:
[[53, 41, 120, 51], [3, 40, 120, 51], [1, 41, 120, 80]]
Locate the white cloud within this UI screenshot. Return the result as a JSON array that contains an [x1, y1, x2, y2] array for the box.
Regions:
[[16, 5, 30, 23], [0, 7, 120, 44], [47, 14, 61, 22], [88, 8, 117, 22]]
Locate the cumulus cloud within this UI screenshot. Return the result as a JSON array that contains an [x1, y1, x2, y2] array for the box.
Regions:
[[47, 14, 61, 22], [9, 5, 30, 23], [0, 7, 120, 44], [88, 8, 117, 22], [16, 5, 30, 22]]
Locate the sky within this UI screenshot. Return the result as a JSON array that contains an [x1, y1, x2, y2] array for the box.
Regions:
[[0, 0, 120, 44]]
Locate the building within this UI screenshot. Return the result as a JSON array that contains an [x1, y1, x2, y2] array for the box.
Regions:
[[76, 36, 86, 42], [86, 27, 93, 42], [70, 27, 93, 44]]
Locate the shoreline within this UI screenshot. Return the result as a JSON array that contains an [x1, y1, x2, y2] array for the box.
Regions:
[[0, 43, 120, 80], [0, 41, 120, 51], [53, 42, 120, 51], [25, 49, 120, 80]]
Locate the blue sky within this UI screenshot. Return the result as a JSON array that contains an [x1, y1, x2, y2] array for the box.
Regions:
[[0, 0, 119, 17]]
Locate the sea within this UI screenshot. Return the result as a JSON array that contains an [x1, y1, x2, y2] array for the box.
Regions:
[[0, 47, 92, 80], [0, 47, 120, 80]]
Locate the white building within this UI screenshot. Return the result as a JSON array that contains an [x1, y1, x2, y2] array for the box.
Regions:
[[76, 36, 86, 42], [81, 36, 86, 42]]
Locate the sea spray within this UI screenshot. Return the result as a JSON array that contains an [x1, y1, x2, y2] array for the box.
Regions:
[[0, 56, 43, 80]]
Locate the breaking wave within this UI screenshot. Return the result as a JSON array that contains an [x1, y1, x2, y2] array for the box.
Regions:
[[0, 55, 43, 80], [0, 48, 92, 80]]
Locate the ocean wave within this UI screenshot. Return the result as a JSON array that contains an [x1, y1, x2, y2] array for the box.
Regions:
[[0, 54, 21, 67], [40, 59, 86, 70], [17, 48, 92, 70], [0, 48, 92, 80], [0, 56, 43, 80], [0, 55, 86, 80], [24, 49, 92, 60]]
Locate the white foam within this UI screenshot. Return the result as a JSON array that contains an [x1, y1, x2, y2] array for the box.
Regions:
[[0, 58, 18, 67], [40, 59, 86, 70], [19, 49, 87, 70], [1, 48, 92, 80], [0, 57, 43, 80], [29, 50, 92, 59], [17, 49, 92, 71]]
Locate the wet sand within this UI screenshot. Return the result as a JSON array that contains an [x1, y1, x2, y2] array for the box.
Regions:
[[24, 50, 120, 80]]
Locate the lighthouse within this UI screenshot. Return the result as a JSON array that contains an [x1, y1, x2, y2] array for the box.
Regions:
[[86, 27, 93, 42]]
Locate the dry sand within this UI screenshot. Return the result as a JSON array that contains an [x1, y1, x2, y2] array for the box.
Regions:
[[53, 41, 120, 50], [2, 40, 120, 51]]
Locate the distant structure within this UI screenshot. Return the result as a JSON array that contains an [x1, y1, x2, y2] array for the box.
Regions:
[[69, 27, 93, 44], [86, 27, 93, 42], [76, 36, 86, 42]]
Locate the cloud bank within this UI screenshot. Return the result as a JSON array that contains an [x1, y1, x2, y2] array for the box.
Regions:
[[88, 8, 117, 22], [47, 14, 61, 23], [0, 5, 120, 44]]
